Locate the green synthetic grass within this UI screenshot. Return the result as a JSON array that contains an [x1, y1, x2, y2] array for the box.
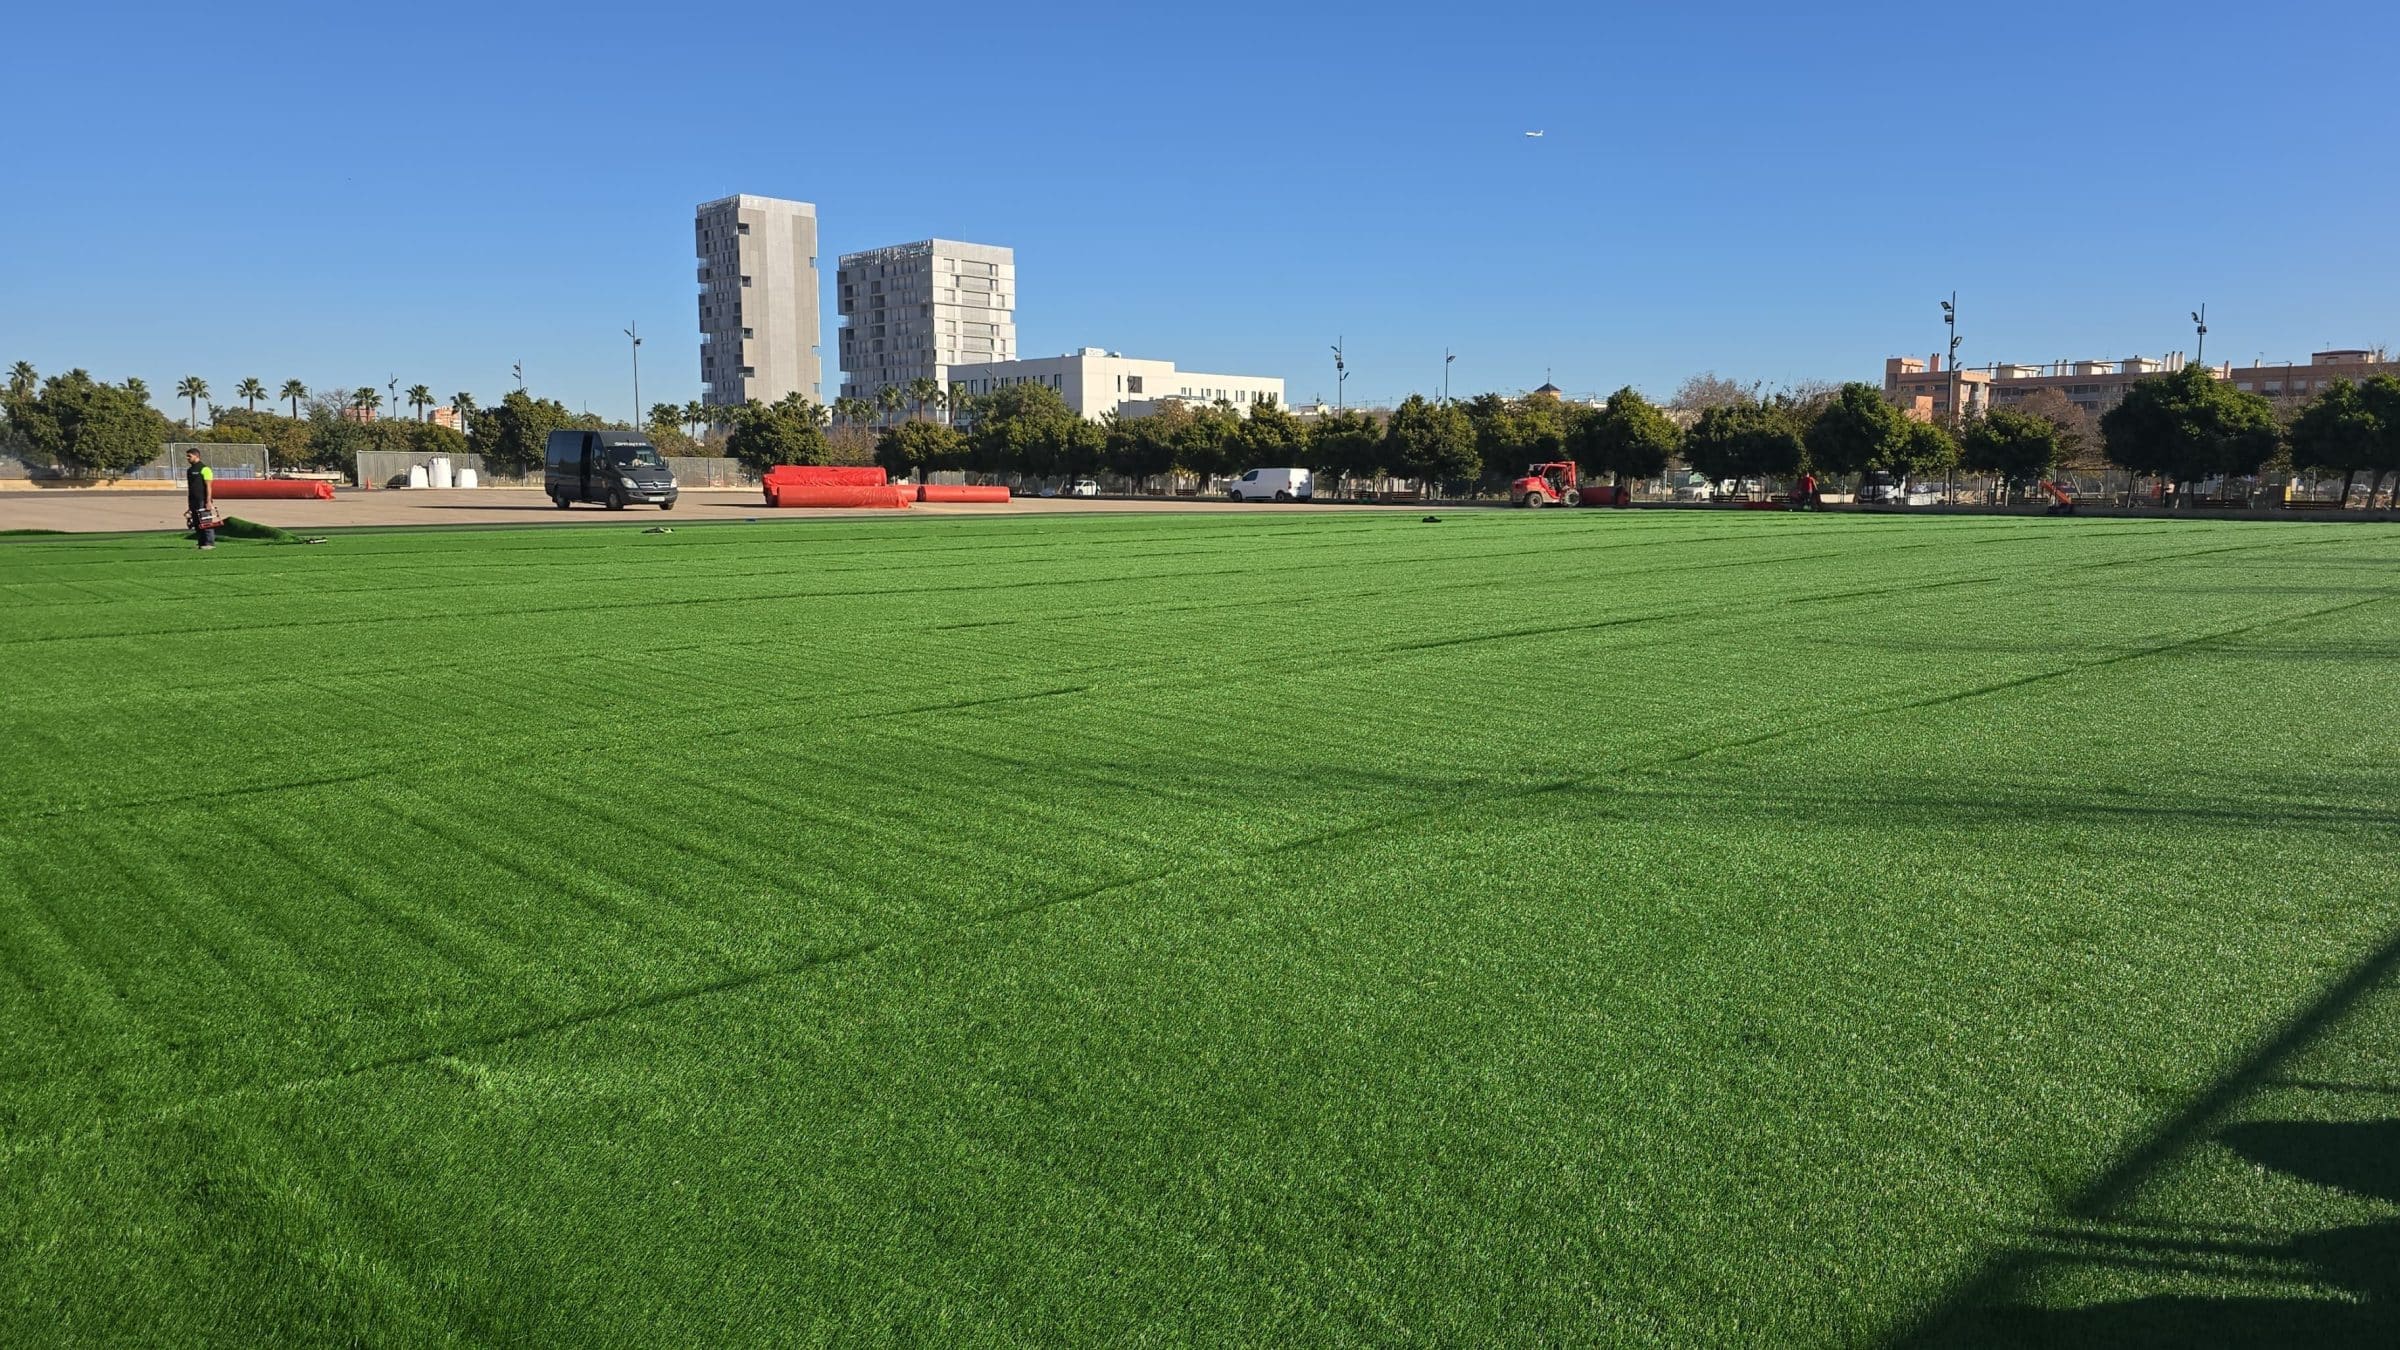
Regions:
[[2, 510, 2396, 1345]]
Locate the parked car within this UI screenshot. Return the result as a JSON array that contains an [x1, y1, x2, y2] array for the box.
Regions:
[[1227, 467, 1313, 501], [1857, 471, 1905, 505], [545, 430, 676, 510], [1064, 478, 1099, 498], [1671, 472, 1716, 501]]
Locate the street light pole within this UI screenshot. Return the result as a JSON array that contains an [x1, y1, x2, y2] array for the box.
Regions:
[[624, 322, 642, 428], [1443, 349, 1454, 406], [513, 362, 524, 392], [1332, 338, 1347, 413], [1940, 293, 1960, 425], [2191, 304, 2208, 366]]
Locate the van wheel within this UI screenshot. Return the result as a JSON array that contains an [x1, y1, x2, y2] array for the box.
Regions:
[[660, 499, 676, 511], [1523, 491, 1544, 509], [605, 490, 626, 511], [1227, 490, 1242, 500], [552, 494, 570, 509], [1275, 490, 1293, 502]]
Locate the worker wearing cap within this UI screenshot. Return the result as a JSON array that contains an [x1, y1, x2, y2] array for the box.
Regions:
[[185, 449, 216, 550]]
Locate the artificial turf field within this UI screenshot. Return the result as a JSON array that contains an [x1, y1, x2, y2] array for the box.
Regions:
[[2, 509, 2396, 1346]]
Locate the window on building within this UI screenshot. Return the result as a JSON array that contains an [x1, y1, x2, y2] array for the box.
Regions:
[[742, 328, 754, 338], [737, 223, 750, 235], [739, 366, 755, 378], [740, 275, 752, 287], [1127, 376, 1143, 394]]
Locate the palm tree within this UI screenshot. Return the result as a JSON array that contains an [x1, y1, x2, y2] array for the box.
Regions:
[[407, 384, 434, 421], [877, 384, 905, 427], [352, 387, 381, 417], [906, 375, 940, 423], [6, 360, 34, 399], [175, 376, 209, 427], [452, 391, 477, 435], [236, 377, 267, 411], [927, 385, 949, 425], [684, 399, 707, 439], [124, 376, 149, 402], [280, 379, 308, 417]]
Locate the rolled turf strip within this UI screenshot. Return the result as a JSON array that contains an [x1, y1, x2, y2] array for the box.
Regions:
[[764, 483, 913, 509], [917, 484, 1010, 503], [212, 480, 335, 500]]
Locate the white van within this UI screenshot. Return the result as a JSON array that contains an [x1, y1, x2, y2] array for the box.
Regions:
[[1227, 467, 1313, 502]]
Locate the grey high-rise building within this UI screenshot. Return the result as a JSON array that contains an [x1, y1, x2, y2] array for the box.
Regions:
[[836, 239, 1015, 406], [694, 194, 821, 411]]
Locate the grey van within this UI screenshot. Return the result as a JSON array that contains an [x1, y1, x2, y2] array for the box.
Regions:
[[545, 431, 678, 510]]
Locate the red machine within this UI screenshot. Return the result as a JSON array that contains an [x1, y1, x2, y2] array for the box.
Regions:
[[1512, 461, 1582, 508], [2039, 479, 2077, 515]]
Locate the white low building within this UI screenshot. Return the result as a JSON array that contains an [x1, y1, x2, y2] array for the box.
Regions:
[[948, 348, 1284, 420]]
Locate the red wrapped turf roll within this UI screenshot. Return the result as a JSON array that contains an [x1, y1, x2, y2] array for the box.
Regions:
[[764, 483, 913, 509], [917, 484, 1010, 503], [212, 480, 335, 500]]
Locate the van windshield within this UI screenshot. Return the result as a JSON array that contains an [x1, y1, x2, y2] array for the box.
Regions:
[[606, 445, 666, 469]]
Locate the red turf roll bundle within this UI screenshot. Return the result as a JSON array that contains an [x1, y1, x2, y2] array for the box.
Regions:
[[212, 480, 335, 500], [764, 483, 913, 509], [916, 484, 1010, 503]]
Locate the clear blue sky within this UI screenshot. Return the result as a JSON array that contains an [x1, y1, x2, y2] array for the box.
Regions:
[[5, 1, 2394, 422]]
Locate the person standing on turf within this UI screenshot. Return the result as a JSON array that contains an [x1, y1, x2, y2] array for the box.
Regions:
[[1797, 469, 1818, 510], [185, 448, 216, 550]]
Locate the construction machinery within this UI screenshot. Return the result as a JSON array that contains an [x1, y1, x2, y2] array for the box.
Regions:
[[1512, 461, 1582, 508]]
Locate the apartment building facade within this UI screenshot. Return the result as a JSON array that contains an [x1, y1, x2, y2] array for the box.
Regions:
[[694, 194, 822, 411], [836, 240, 1015, 405], [1883, 355, 1993, 421], [947, 349, 1285, 422]]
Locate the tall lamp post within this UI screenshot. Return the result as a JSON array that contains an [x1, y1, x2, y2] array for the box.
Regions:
[[513, 362, 524, 391], [1332, 338, 1348, 413], [1443, 349, 1454, 406], [624, 322, 642, 428], [2191, 305, 2208, 366], [1939, 293, 1961, 424]]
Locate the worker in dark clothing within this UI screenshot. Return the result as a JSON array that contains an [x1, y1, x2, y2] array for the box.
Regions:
[[185, 449, 216, 550]]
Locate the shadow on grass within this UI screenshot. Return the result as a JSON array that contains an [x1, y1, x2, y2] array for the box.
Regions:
[[1895, 930, 2400, 1348]]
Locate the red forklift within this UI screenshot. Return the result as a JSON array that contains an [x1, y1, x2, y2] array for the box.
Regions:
[[1512, 461, 1583, 508]]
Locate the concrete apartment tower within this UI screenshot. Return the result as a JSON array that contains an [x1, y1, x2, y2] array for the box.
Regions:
[[836, 239, 1015, 406], [694, 194, 821, 411]]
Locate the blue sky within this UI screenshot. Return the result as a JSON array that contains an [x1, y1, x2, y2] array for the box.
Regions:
[[4, 1, 2394, 422]]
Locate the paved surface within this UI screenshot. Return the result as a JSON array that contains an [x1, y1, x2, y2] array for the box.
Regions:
[[0, 487, 1402, 534]]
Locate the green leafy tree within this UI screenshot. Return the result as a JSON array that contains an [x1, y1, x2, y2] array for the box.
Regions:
[[1802, 382, 1910, 481], [647, 402, 684, 432], [1298, 409, 1385, 495], [1903, 418, 1959, 484], [467, 388, 574, 475], [1961, 407, 2066, 496], [874, 420, 965, 480], [2100, 363, 2280, 497], [2287, 379, 2383, 507], [279, 379, 308, 417], [235, 377, 267, 411], [1103, 408, 1178, 491], [1574, 386, 1682, 488], [2357, 376, 2400, 508], [1383, 394, 1479, 489], [724, 397, 831, 473], [174, 376, 209, 427], [968, 381, 1083, 478], [11, 370, 173, 476], [1683, 401, 1804, 489], [1235, 397, 1306, 467]]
